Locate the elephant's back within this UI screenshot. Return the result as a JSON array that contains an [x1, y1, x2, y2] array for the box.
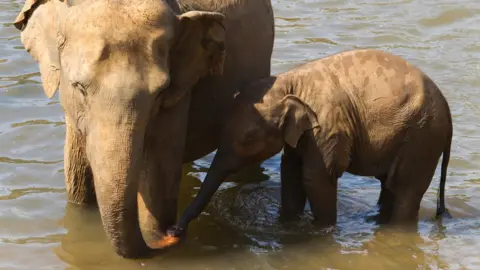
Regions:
[[306, 49, 451, 175], [343, 50, 450, 128], [310, 49, 446, 119]]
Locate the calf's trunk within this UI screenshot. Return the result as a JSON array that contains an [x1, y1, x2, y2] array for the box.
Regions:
[[177, 149, 243, 229]]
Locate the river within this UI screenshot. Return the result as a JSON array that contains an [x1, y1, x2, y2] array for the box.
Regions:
[[0, 0, 479, 269]]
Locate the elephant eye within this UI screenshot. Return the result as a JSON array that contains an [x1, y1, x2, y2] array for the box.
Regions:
[[72, 81, 88, 96]]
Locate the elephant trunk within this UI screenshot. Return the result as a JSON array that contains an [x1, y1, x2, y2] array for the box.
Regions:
[[86, 122, 151, 258], [177, 148, 244, 229]]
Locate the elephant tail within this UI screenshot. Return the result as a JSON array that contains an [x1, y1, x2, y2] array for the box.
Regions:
[[436, 111, 453, 219]]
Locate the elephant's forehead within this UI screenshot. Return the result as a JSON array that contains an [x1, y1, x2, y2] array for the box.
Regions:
[[69, 0, 175, 37]]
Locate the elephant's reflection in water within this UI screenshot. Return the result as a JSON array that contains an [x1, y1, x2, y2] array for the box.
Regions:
[[54, 162, 449, 269]]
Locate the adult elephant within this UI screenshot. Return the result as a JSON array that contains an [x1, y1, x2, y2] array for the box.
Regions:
[[13, 0, 274, 258]]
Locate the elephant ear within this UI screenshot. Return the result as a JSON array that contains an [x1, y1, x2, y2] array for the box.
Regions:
[[13, 0, 66, 98], [175, 11, 226, 78], [13, 0, 37, 31], [280, 95, 320, 148]]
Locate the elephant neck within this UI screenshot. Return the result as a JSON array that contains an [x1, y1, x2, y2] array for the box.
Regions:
[[170, 74, 198, 90], [165, 0, 182, 14], [234, 75, 293, 108], [259, 74, 295, 101], [270, 68, 322, 105], [159, 78, 198, 108]]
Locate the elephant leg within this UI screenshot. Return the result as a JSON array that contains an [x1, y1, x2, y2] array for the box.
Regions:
[[301, 142, 338, 226], [279, 146, 306, 220], [388, 171, 434, 223], [376, 175, 388, 205], [386, 143, 442, 223], [374, 175, 394, 223], [64, 116, 96, 205], [138, 93, 191, 249]]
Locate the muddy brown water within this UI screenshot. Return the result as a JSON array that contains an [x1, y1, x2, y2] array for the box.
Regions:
[[1, 0, 479, 269]]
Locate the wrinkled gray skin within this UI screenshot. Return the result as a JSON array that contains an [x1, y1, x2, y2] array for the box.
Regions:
[[169, 49, 453, 238], [14, 0, 274, 258]]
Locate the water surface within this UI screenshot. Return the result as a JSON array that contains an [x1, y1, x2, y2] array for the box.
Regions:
[[0, 0, 479, 269]]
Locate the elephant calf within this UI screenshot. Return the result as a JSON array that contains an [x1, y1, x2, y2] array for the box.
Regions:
[[166, 49, 453, 240]]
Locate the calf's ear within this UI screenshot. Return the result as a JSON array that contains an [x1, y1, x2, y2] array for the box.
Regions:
[[280, 95, 320, 148]]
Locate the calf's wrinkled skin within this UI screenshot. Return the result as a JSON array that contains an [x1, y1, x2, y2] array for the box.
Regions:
[[13, 0, 274, 258], [168, 49, 453, 239]]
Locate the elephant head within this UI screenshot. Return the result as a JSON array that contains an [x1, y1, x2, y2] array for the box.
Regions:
[[222, 79, 320, 165], [14, 0, 226, 258]]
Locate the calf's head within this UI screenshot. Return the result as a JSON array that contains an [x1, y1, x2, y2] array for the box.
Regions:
[[221, 83, 320, 167]]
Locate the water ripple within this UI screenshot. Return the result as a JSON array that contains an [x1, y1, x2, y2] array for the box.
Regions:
[[0, 157, 62, 165], [419, 8, 479, 27], [0, 188, 65, 201], [1, 234, 64, 245], [11, 120, 65, 128]]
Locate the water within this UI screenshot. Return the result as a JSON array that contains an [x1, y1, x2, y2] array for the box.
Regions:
[[1, 0, 479, 269]]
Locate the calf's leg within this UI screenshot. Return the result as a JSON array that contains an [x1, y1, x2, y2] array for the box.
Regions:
[[279, 146, 306, 220]]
